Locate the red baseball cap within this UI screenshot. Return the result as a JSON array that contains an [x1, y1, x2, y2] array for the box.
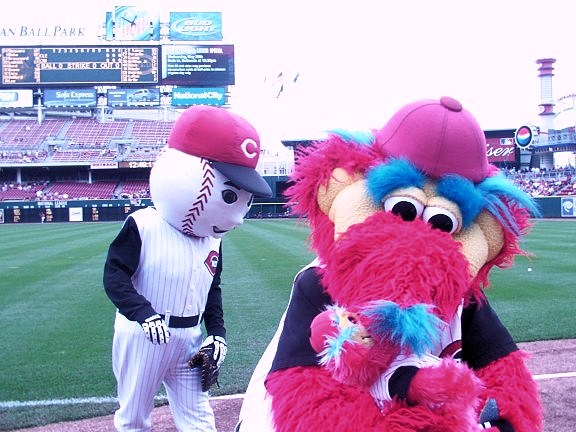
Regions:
[[375, 96, 489, 183], [168, 105, 272, 197]]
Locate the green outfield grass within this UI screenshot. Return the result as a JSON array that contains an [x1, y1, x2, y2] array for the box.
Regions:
[[0, 218, 574, 430]]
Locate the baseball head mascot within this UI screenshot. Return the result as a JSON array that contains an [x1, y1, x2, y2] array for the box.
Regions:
[[103, 105, 271, 432], [238, 97, 542, 432]]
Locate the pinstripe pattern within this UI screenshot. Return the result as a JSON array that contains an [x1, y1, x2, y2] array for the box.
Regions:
[[132, 208, 220, 318], [369, 306, 463, 409], [113, 208, 220, 431]]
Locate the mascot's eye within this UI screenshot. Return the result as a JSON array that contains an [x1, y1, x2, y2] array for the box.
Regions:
[[383, 196, 424, 221], [422, 207, 460, 234], [222, 189, 238, 204]]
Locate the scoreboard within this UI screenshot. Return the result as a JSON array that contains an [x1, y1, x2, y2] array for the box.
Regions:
[[0, 46, 160, 86]]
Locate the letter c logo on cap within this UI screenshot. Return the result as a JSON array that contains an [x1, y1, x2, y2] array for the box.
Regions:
[[241, 138, 258, 159]]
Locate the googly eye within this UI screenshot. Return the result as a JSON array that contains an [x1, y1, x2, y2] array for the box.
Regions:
[[383, 196, 425, 221], [422, 206, 460, 234], [222, 189, 238, 204]]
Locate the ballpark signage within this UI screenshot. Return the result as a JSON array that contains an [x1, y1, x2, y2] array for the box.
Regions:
[[107, 88, 161, 107], [485, 137, 515, 163], [0, 46, 160, 86], [161, 44, 235, 86], [0, 89, 33, 108], [561, 197, 576, 218], [514, 125, 536, 149], [169, 12, 223, 41], [43, 88, 97, 107], [171, 87, 226, 106]]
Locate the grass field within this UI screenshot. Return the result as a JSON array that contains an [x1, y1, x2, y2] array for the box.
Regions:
[[0, 218, 575, 430]]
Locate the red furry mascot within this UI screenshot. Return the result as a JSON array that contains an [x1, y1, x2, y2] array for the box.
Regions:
[[237, 97, 543, 432]]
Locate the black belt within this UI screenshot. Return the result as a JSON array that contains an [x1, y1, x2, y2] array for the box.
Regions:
[[160, 314, 201, 328]]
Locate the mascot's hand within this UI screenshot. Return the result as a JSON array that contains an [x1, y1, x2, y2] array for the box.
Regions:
[[141, 313, 170, 344], [478, 398, 514, 431], [199, 335, 228, 368], [189, 336, 228, 392], [407, 359, 483, 415]]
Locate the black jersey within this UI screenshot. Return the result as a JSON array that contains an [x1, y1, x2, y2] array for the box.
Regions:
[[269, 265, 518, 375]]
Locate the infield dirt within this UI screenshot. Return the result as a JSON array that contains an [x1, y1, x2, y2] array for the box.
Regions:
[[15, 339, 576, 432]]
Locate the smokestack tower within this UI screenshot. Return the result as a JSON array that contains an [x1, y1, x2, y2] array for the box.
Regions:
[[536, 58, 556, 133]]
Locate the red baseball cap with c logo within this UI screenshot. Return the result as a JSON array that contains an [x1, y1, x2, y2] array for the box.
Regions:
[[168, 105, 272, 197]]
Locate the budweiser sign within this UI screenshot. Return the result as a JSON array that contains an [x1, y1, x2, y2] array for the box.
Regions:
[[486, 137, 515, 163]]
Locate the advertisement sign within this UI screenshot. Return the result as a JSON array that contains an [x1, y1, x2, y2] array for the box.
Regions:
[[107, 88, 160, 107], [171, 87, 226, 106], [561, 197, 576, 217], [161, 44, 234, 86], [485, 137, 516, 163], [0, 89, 33, 108], [169, 12, 223, 41], [514, 125, 537, 149], [106, 6, 160, 41], [43, 88, 97, 107], [69, 207, 83, 222]]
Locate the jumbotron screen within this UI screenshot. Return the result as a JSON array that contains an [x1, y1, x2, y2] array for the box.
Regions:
[[0, 45, 160, 86]]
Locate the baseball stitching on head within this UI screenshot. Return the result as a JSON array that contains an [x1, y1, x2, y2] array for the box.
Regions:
[[182, 159, 215, 236]]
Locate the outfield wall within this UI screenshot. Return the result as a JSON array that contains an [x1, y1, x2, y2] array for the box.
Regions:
[[0, 199, 292, 223], [0, 197, 574, 224]]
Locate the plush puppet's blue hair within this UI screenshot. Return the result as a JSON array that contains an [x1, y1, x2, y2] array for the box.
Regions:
[[318, 325, 357, 367], [366, 158, 426, 203], [318, 305, 358, 366], [362, 301, 443, 356]]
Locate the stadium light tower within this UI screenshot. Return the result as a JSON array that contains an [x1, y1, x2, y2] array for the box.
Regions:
[[536, 58, 556, 134]]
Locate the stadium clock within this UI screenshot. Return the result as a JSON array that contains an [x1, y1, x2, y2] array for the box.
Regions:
[[114, 6, 155, 41]]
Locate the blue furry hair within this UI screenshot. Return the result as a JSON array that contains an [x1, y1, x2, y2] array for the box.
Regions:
[[318, 305, 359, 366], [318, 325, 357, 367], [327, 128, 375, 146], [436, 175, 485, 228], [437, 174, 540, 233], [366, 158, 426, 203], [362, 301, 443, 356], [475, 174, 541, 236], [366, 158, 540, 234]]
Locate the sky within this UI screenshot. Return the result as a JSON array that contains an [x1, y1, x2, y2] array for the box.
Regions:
[[2, 0, 576, 148]]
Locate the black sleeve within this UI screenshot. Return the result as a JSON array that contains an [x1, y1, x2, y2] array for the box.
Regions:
[[203, 244, 226, 339], [269, 267, 333, 373], [102, 216, 156, 324], [461, 297, 518, 370]]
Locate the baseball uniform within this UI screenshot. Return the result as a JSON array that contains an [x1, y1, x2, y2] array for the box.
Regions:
[[104, 207, 225, 432]]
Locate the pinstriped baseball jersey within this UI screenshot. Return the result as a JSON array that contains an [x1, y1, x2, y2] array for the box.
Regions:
[[369, 305, 463, 408], [131, 207, 221, 318]]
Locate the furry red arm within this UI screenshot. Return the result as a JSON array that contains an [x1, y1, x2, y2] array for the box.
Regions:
[[476, 350, 543, 431], [267, 366, 386, 432], [267, 366, 487, 432]]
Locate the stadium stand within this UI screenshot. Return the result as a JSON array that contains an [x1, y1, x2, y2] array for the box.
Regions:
[[129, 120, 174, 146], [41, 181, 118, 200], [64, 118, 129, 148], [504, 168, 575, 197], [0, 118, 67, 149], [119, 180, 150, 198], [0, 182, 46, 201], [1, 115, 575, 205]]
